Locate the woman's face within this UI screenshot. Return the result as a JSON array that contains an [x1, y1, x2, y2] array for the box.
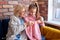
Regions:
[[19, 8, 25, 17], [29, 8, 37, 15]]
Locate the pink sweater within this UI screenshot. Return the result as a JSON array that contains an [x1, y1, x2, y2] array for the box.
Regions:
[[25, 15, 42, 40]]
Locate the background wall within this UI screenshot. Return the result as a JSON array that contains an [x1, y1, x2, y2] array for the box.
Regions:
[[38, 0, 48, 20], [0, 0, 37, 19]]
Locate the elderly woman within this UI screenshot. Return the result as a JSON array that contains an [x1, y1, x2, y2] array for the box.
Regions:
[[6, 5, 27, 40]]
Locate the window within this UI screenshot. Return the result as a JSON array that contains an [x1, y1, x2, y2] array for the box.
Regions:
[[47, 0, 60, 26], [53, 0, 60, 21]]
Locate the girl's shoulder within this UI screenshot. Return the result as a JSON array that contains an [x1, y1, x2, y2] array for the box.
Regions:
[[40, 16, 44, 21]]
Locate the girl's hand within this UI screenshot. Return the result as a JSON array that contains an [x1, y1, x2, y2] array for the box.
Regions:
[[28, 21, 34, 26], [24, 21, 34, 27], [39, 21, 45, 27], [30, 21, 34, 24], [37, 20, 45, 26]]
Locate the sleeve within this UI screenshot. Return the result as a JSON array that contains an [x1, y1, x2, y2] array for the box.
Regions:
[[9, 17, 26, 35], [24, 17, 30, 26]]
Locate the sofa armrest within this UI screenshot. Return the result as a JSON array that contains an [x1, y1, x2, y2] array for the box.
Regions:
[[40, 26, 60, 39]]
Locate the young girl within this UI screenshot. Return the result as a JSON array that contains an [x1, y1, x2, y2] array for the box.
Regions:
[[24, 2, 45, 40], [6, 5, 27, 40]]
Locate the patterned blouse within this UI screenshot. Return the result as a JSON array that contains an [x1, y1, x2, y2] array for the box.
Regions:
[[6, 15, 27, 40]]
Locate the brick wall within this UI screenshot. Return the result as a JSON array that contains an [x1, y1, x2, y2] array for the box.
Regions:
[[0, 0, 37, 19], [38, 0, 48, 20], [0, 0, 48, 20]]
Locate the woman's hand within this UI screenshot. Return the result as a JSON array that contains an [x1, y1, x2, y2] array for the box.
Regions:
[[24, 23, 28, 27]]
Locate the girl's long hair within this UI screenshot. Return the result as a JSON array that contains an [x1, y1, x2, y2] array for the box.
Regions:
[[34, 2, 39, 14], [34, 2, 41, 20]]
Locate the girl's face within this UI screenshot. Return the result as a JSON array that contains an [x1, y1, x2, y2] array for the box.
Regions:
[[29, 8, 37, 15], [19, 8, 25, 17]]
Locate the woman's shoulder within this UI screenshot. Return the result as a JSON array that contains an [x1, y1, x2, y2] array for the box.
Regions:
[[10, 15, 15, 18], [10, 15, 18, 19], [10, 15, 19, 22]]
